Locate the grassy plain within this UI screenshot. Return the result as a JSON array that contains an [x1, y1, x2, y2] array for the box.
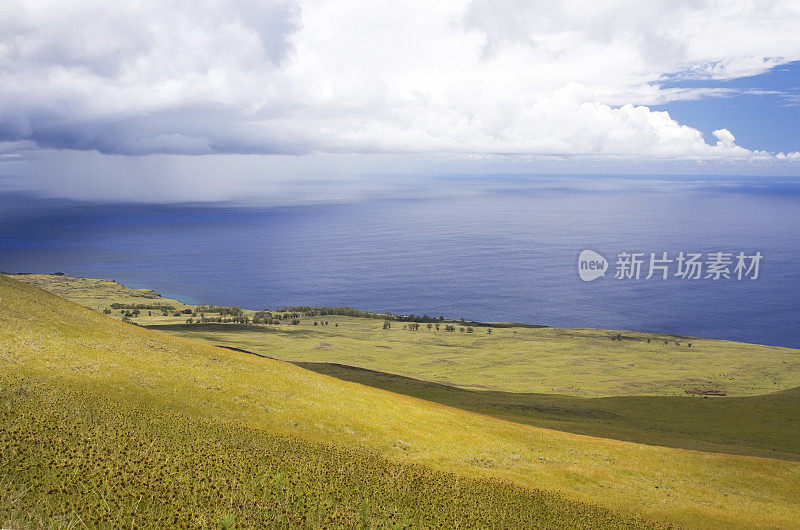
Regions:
[[152, 321, 800, 397], [2, 274, 800, 528], [296, 362, 800, 460], [14, 273, 800, 398]]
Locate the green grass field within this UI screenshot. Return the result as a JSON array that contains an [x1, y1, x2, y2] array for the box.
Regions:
[[14, 274, 800, 398], [3, 273, 800, 528], [295, 362, 800, 461]]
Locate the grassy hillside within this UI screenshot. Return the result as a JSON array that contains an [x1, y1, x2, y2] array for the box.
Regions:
[[2, 380, 638, 529], [2, 275, 800, 528], [11, 274, 800, 398], [6, 273, 193, 314], [10, 275, 800, 462], [152, 321, 800, 397], [296, 362, 800, 461]]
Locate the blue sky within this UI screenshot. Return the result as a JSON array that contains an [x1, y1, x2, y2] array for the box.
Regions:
[[657, 61, 800, 153]]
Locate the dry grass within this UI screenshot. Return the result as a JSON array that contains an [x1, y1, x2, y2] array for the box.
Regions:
[[1, 275, 799, 528], [11, 273, 800, 398]]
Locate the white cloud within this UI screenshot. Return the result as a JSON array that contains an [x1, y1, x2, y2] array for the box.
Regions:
[[0, 0, 798, 161], [712, 128, 736, 147]]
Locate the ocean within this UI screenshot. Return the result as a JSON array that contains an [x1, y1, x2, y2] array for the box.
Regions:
[[1, 175, 798, 347]]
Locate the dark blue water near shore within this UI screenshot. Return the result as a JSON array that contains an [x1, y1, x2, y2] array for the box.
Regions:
[[1, 175, 799, 347]]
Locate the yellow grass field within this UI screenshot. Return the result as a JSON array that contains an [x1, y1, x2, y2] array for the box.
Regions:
[[2, 274, 799, 528]]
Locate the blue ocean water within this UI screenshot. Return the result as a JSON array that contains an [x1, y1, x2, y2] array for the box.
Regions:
[[1, 175, 798, 347]]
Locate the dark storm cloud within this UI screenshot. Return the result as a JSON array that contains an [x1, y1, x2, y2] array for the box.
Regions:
[[0, 0, 302, 155], [0, 0, 799, 162]]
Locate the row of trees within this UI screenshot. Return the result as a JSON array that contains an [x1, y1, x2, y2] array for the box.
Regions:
[[252, 311, 304, 323], [183, 315, 302, 326], [195, 305, 244, 316], [107, 301, 504, 336], [277, 306, 383, 319], [109, 300, 509, 331], [110, 302, 175, 311], [613, 334, 692, 347], [273, 306, 494, 327], [385, 320, 491, 333]]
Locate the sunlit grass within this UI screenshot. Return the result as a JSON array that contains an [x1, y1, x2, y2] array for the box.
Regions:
[[2, 275, 799, 528], [14, 273, 800, 398], [296, 362, 800, 460], [154, 320, 800, 397], [4, 380, 646, 529]]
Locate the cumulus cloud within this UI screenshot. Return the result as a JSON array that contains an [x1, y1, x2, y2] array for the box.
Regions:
[[463, 0, 800, 83], [0, 0, 798, 160]]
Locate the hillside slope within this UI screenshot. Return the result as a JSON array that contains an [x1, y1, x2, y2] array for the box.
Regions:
[[1, 275, 799, 528], [296, 361, 800, 461], [3, 379, 641, 528], [12, 273, 800, 398]]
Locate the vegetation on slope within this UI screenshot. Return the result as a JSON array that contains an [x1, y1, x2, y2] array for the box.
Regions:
[[296, 362, 800, 460], [4, 273, 191, 314], [150, 321, 800, 397], [2, 275, 800, 528], [10, 275, 800, 462], [11, 273, 800, 399], [3, 380, 647, 529]]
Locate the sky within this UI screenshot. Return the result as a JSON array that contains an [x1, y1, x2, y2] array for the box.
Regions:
[[1, 0, 799, 202]]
